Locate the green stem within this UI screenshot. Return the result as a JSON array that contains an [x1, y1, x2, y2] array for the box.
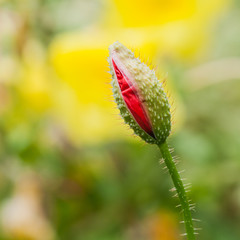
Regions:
[[158, 141, 196, 240]]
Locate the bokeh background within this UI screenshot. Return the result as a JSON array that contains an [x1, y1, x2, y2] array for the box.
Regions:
[[0, 0, 240, 239]]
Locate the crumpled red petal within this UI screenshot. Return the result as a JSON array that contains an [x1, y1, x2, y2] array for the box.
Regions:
[[112, 60, 155, 138]]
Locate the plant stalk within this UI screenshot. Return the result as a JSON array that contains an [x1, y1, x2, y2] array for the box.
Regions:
[[158, 141, 196, 240]]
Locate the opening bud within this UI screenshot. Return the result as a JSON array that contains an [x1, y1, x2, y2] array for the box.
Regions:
[[108, 42, 171, 144]]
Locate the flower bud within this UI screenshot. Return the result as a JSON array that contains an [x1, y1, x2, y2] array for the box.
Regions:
[[108, 42, 171, 144]]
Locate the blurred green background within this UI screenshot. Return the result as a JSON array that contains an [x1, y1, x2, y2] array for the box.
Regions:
[[0, 0, 240, 239]]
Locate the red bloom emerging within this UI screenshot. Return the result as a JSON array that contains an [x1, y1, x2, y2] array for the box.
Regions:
[[112, 59, 155, 138]]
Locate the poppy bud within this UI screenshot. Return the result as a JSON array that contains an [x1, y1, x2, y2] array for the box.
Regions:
[[108, 42, 171, 144]]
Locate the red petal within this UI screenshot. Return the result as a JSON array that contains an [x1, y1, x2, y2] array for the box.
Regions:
[[112, 60, 155, 138]]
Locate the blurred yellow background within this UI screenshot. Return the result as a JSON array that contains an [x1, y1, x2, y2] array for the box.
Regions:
[[0, 0, 240, 239]]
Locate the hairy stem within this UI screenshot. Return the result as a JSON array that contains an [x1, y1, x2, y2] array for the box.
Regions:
[[158, 141, 196, 240]]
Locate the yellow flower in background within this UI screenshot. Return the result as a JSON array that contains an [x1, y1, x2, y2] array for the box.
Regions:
[[109, 0, 228, 29], [112, 0, 196, 27]]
